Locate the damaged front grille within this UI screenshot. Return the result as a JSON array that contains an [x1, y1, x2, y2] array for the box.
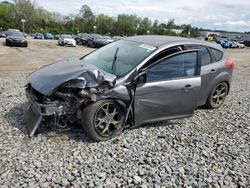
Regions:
[[25, 84, 66, 116], [25, 83, 86, 117]]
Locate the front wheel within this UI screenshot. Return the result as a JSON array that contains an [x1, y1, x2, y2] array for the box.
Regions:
[[81, 100, 125, 141], [206, 82, 228, 109]]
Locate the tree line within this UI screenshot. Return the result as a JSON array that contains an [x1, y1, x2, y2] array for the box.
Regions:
[[0, 0, 200, 37]]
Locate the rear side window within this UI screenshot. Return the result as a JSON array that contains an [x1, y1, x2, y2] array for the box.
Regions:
[[210, 48, 223, 61], [185, 45, 211, 66]]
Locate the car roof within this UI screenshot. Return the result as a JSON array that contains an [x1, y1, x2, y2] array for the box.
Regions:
[[124, 35, 222, 50]]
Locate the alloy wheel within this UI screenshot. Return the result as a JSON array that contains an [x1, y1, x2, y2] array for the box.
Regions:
[[94, 102, 123, 137], [211, 83, 227, 107]]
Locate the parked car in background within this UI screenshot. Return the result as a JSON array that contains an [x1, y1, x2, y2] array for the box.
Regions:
[[44, 32, 54, 40], [0, 31, 6, 38], [92, 36, 114, 48], [5, 31, 28, 47], [218, 40, 230, 48], [6, 29, 21, 37], [6, 29, 21, 33], [25, 35, 234, 141], [22, 32, 27, 37], [112, 36, 123, 41], [232, 41, 245, 48], [86, 34, 102, 47], [54, 34, 60, 40], [75, 33, 91, 45], [34, 33, 43, 39], [58, 34, 76, 47]]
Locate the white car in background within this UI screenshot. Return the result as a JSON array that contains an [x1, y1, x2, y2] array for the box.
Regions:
[[232, 41, 245, 48], [58, 34, 76, 47]]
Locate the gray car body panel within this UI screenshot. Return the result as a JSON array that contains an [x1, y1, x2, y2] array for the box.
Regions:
[[134, 76, 201, 125]]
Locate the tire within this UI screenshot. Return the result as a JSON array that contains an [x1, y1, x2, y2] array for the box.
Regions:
[[205, 82, 228, 109], [81, 100, 125, 141], [24, 43, 28, 47]]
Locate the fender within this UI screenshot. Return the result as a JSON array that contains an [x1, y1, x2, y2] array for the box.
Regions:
[[204, 71, 232, 104]]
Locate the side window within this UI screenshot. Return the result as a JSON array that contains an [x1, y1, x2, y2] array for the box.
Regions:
[[147, 52, 197, 82], [185, 45, 211, 66], [210, 48, 223, 61], [142, 46, 183, 69]]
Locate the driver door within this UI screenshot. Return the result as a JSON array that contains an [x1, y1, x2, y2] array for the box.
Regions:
[[134, 50, 201, 125]]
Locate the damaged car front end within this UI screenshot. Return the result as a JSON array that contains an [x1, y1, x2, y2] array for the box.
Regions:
[[24, 59, 125, 137], [24, 39, 152, 140]]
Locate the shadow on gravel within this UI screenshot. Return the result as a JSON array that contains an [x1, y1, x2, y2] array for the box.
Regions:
[[5, 102, 92, 143], [132, 120, 175, 130], [6, 102, 186, 143]]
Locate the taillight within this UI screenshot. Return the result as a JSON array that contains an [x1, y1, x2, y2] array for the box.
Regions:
[[225, 58, 235, 69]]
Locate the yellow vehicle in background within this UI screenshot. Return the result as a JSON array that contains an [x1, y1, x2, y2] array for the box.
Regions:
[[206, 34, 220, 42]]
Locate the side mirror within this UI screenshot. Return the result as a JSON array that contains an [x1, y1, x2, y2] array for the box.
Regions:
[[133, 72, 147, 85]]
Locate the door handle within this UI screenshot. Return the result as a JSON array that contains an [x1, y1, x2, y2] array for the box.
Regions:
[[185, 84, 192, 88], [182, 84, 193, 91], [210, 69, 216, 74]]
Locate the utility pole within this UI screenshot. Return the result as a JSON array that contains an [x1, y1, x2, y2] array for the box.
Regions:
[[21, 19, 26, 33]]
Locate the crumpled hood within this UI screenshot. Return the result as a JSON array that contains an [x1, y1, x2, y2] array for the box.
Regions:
[[27, 58, 116, 95]]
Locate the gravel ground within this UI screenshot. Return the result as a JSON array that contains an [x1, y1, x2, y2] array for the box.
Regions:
[[0, 48, 249, 187]]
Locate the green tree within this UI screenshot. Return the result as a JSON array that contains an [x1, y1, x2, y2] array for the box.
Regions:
[[96, 14, 115, 35], [14, 0, 37, 32], [115, 14, 139, 36], [78, 4, 95, 33], [0, 1, 17, 30]]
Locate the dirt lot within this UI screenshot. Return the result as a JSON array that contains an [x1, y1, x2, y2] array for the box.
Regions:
[[0, 39, 249, 187], [0, 37, 93, 73], [0, 37, 249, 76]]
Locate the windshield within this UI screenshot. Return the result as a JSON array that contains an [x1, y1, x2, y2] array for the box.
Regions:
[[45, 33, 52, 36], [93, 35, 102, 39], [61, 35, 73, 39], [7, 32, 24, 37], [81, 40, 156, 76], [102, 36, 111, 39]]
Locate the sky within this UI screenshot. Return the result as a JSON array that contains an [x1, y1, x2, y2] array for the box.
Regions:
[[3, 0, 250, 32]]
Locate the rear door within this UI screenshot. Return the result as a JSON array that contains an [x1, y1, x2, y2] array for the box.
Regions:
[[184, 45, 214, 106], [134, 50, 201, 125]]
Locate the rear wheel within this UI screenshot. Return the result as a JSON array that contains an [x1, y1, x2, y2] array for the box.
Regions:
[[206, 82, 228, 109], [81, 100, 125, 141]]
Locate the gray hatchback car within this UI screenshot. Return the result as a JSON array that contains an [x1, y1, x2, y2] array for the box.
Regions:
[[25, 35, 234, 141]]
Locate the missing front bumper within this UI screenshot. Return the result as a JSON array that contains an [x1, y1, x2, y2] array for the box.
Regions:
[[24, 101, 63, 137], [25, 106, 42, 137]]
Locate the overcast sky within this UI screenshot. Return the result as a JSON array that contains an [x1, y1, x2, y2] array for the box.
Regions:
[[4, 0, 250, 32]]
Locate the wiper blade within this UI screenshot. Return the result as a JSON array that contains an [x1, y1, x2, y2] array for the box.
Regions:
[[111, 47, 119, 74]]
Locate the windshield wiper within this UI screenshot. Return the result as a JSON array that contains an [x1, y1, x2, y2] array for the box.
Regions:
[[111, 47, 119, 74]]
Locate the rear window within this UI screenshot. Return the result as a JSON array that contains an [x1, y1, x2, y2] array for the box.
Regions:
[[185, 45, 211, 66], [210, 48, 223, 61]]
